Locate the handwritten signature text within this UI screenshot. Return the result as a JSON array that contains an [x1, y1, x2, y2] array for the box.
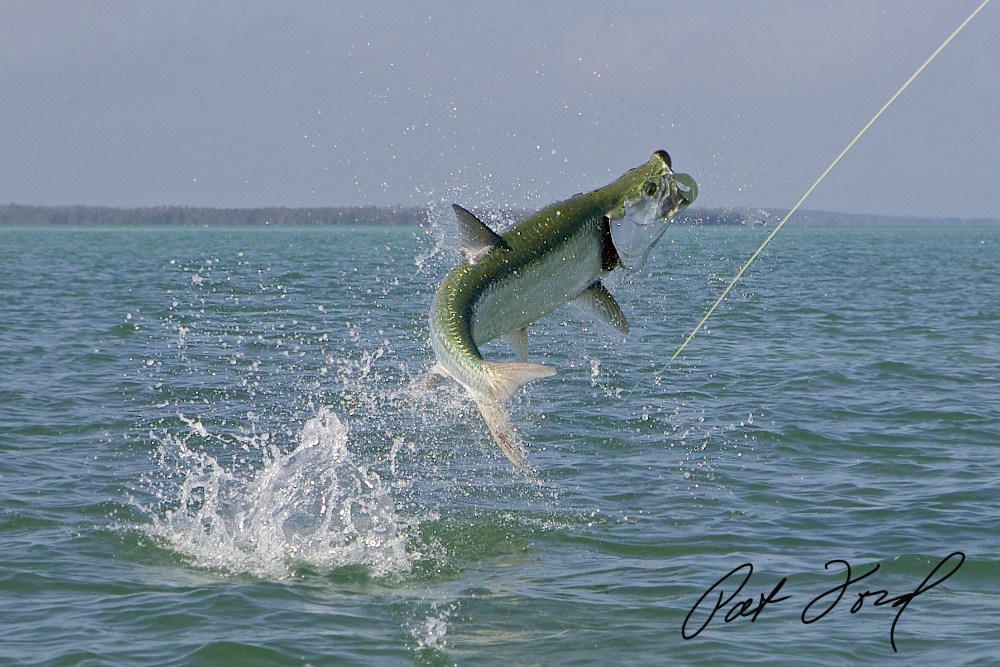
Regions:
[[681, 551, 965, 652]]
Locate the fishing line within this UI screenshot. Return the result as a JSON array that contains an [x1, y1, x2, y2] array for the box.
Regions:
[[671, 0, 991, 361]]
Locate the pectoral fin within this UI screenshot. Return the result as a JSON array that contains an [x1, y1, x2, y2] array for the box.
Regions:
[[572, 282, 630, 335], [454, 204, 509, 264]]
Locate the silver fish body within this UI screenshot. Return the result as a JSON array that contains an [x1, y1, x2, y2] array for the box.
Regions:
[[429, 151, 697, 471]]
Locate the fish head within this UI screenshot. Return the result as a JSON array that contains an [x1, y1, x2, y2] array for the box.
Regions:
[[608, 150, 698, 270]]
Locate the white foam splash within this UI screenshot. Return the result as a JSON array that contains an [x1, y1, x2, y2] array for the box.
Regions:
[[411, 602, 457, 652], [146, 407, 411, 579]]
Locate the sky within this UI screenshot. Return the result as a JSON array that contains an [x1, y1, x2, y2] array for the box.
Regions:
[[1, 1, 997, 219]]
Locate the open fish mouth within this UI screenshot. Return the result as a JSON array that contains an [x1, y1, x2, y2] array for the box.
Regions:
[[673, 172, 698, 207], [662, 172, 698, 217]]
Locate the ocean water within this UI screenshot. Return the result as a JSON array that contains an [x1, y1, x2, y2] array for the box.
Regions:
[[1, 219, 997, 666]]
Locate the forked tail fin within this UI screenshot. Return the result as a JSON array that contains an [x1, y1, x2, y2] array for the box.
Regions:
[[476, 361, 555, 472], [485, 360, 556, 403], [475, 398, 531, 473]]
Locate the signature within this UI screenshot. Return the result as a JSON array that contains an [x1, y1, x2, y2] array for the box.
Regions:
[[681, 551, 964, 652]]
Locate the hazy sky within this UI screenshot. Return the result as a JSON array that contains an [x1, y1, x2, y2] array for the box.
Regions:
[[2, 1, 997, 218]]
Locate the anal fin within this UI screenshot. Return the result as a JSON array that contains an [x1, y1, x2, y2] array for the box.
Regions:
[[503, 328, 529, 362]]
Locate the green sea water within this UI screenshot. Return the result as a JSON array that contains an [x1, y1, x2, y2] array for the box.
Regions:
[[1, 220, 997, 665]]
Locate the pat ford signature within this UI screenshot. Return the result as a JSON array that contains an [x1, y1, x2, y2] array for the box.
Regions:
[[681, 551, 964, 652]]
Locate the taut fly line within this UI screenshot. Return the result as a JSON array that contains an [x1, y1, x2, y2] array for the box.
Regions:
[[672, 0, 991, 361]]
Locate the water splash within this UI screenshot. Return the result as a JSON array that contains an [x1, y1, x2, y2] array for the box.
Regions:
[[145, 407, 410, 579], [130, 225, 730, 586], [411, 601, 458, 652], [134, 239, 538, 580]]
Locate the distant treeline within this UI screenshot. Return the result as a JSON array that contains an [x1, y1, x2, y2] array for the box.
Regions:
[[1, 203, 750, 227], [0, 204, 994, 227], [0, 204, 426, 227]]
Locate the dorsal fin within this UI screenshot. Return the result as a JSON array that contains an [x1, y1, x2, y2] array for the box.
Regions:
[[453, 204, 508, 264]]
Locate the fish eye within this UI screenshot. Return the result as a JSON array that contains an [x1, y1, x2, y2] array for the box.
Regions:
[[644, 181, 658, 197]]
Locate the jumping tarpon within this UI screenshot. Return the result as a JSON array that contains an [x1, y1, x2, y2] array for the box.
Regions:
[[429, 150, 697, 471]]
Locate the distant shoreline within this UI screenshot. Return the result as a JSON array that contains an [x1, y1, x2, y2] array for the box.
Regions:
[[0, 204, 425, 227], [0, 204, 996, 227]]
